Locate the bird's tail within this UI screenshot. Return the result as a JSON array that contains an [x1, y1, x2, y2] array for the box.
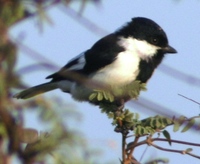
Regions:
[[13, 82, 58, 99]]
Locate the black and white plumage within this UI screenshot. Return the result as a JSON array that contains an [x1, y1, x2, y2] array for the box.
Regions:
[[14, 17, 177, 104]]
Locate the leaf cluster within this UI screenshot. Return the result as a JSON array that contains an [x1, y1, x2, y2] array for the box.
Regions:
[[99, 102, 174, 139], [89, 81, 146, 103], [135, 115, 173, 136], [0, 0, 102, 163], [90, 83, 175, 138], [173, 115, 197, 133], [0, 1, 24, 27]]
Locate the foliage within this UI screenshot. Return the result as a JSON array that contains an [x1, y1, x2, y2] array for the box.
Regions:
[[89, 81, 146, 103], [0, 0, 102, 164], [89, 83, 200, 163]]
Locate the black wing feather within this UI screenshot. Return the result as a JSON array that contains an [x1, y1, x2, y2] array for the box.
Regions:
[[46, 34, 124, 82], [83, 34, 124, 73]]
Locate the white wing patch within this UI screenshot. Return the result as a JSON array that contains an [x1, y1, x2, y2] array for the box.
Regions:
[[68, 52, 86, 70]]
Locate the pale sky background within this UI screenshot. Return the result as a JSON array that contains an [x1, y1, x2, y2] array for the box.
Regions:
[[11, 1, 200, 163]]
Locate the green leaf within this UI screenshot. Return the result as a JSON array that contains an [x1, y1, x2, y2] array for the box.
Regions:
[[181, 119, 195, 132], [97, 92, 103, 101], [140, 127, 145, 135], [102, 91, 109, 100], [185, 148, 193, 153], [108, 93, 114, 102], [135, 126, 141, 136], [142, 127, 149, 135], [163, 130, 171, 146], [155, 119, 161, 128], [165, 117, 173, 125], [89, 80, 146, 103], [89, 93, 97, 101], [173, 121, 180, 132], [146, 126, 156, 135], [173, 116, 186, 132], [178, 115, 186, 125], [150, 118, 156, 128]]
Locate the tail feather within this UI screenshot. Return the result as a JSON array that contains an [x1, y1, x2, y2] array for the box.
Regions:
[[13, 82, 58, 99]]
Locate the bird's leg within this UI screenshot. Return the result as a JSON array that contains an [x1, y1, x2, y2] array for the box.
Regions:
[[114, 99, 130, 134], [116, 99, 125, 111]]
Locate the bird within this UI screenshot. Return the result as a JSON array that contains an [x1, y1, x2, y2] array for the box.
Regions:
[[14, 17, 177, 107]]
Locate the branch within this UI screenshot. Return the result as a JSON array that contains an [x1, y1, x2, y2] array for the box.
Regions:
[[127, 136, 140, 161], [152, 138, 200, 147], [151, 142, 200, 160], [126, 136, 200, 161], [122, 133, 126, 163], [16, 63, 57, 74], [11, 36, 58, 68], [58, 4, 108, 36], [160, 64, 200, 88], [178, 94, 200, 106], [127, 137, 200, 151]]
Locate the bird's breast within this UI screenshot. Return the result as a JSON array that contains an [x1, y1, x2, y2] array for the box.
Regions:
[[91, 51, 140, 87]]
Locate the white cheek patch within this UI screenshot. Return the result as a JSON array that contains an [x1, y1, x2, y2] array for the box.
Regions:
[[134, 40, 158, 59], [118, 37, 159, 60]]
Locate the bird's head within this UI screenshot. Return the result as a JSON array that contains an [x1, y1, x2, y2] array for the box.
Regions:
[[116, 17, 177, 60]]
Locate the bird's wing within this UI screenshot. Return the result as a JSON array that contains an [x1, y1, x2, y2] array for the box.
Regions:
[[45, 52, 86, 82], [46, 34, 124, 82]]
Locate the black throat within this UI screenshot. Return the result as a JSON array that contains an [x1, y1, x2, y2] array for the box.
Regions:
[[136, 52, 164, 83]]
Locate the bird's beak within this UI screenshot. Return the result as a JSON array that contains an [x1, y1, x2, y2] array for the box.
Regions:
[[163, 45, 177, 54]]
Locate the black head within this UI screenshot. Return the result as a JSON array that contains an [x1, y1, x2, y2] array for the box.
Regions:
[[116, 17, 177, 54]]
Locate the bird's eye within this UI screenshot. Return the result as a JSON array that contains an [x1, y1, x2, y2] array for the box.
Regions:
[[151, 38, 159, 45]]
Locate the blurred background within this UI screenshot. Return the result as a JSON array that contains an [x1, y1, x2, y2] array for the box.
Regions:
[[8, 0, 200, 163]]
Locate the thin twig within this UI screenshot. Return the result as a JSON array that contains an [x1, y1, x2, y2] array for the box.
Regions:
[[127, 136, 139, 161], [160, 64, 200, 88], [127, 137, 200, 151], [58, 5, 108, 36], [122, 133, 126, 163], [12, 37, 58, 69], [178, 94, 200, 106], [152, 138, 200, 147], [17, 63, 57, 74], [151, 142, 200, 159], [139, 145, 148, 162], [127, 137, 200, 160]]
